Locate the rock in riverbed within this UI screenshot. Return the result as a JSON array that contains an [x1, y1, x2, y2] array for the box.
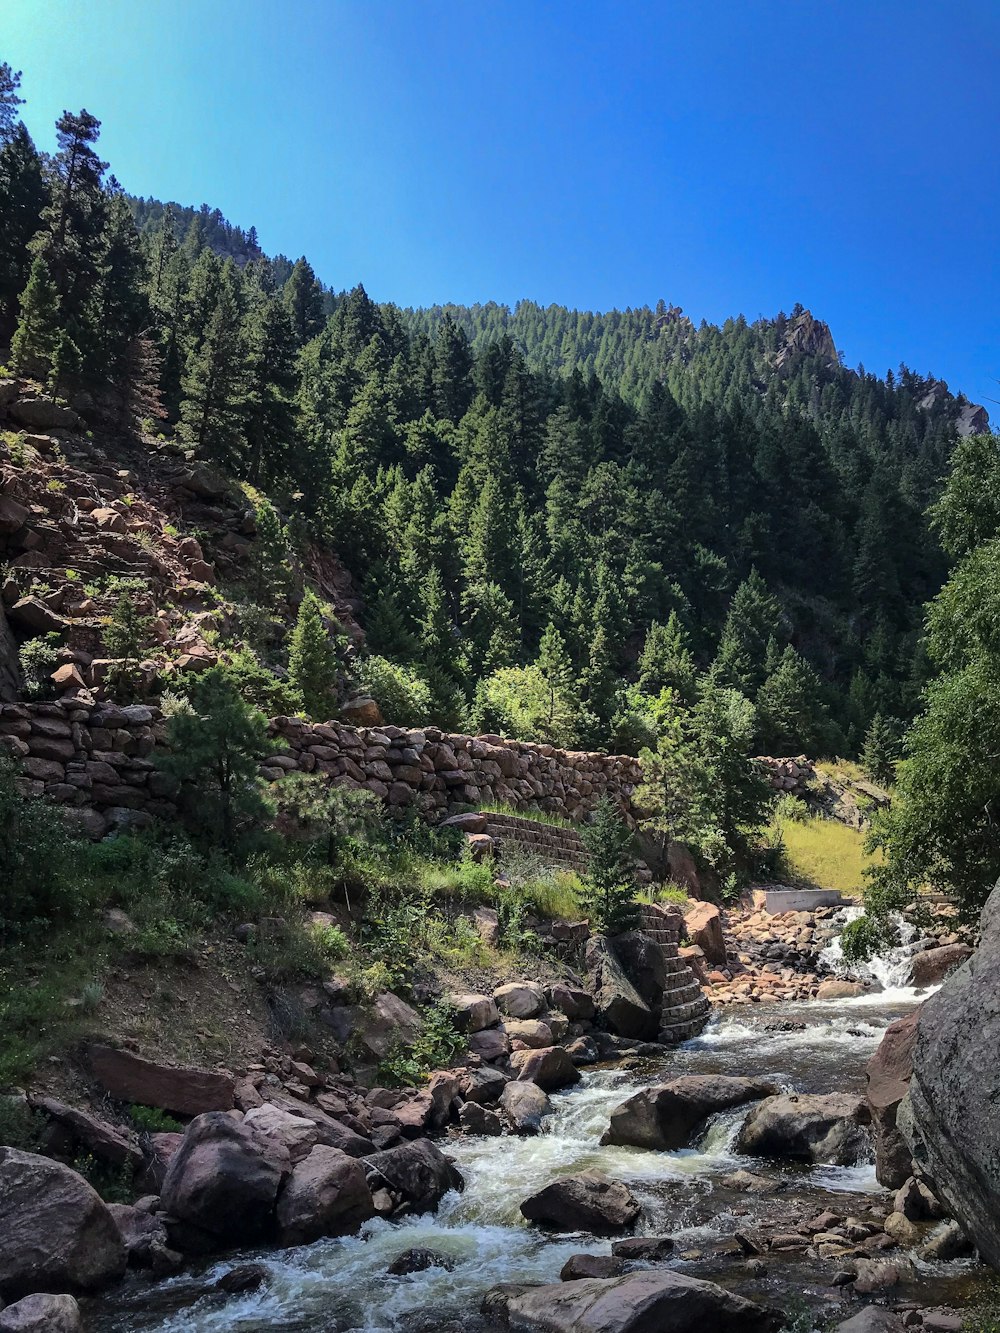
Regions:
[[602, 1075, 778, 1150], [520, 1172, 640, 1234], [0, 1148, 126, 1299], [735, 1093, 870, 1165], [486, 1269, 780, 1332]]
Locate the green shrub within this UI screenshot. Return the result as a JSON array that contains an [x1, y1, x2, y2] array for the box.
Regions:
[[129, 1105, 183, 1134], [578, 797, 639, 935], [18, 632, 60, 699], [357, 655, 433, 727], [379, 1000, 464, 1085], [0, 759, 80, 943], [0, 1097, 45, 1150]]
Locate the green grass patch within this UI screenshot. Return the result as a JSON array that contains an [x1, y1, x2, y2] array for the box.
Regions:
[[476, 801, 578, 830], [776, 814, 876, 896]]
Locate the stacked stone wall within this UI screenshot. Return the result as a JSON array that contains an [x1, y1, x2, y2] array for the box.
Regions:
[[636, 903, 711, 1044], [0, 701, 642, 837]]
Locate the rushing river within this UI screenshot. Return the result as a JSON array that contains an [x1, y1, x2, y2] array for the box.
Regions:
[[89, 942, 980, 1332]]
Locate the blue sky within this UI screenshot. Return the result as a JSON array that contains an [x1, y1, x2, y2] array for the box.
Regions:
[[6, 1, 999, 406]]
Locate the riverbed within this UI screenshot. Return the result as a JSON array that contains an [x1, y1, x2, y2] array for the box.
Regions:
[[90, 974, 986, 1333]]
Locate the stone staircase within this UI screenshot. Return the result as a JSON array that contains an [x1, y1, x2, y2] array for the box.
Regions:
[[483, 811, 588, 874], [637, 904, 712, 1044]]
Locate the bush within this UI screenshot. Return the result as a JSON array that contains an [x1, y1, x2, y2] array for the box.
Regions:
[[0, 759, 80, 942], [358, 655, 433, 727], [379, 1000, 464, 1085], [157, 666, 275, 855], [129, 1105, 182, 1134], [18, 632, 60, 699]]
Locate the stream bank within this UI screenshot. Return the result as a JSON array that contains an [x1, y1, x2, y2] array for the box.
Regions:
[[87, 978, 991, 1333]]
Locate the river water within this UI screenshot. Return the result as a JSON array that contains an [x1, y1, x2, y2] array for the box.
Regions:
[[90, 941, 984, 1332]]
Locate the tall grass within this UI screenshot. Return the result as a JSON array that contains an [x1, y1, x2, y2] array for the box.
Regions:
[[777, 815, 876, 896]]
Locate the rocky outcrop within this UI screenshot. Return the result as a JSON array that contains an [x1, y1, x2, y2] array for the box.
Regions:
[[520, 1172, 640, 1234], [488, 1269, 779, 1332], [86, 1045, 235, 1115], [900, 882, 1000, 1268], [602, 1076, 778, 1151], [585, 936, 656, 1039], [865, 1009, 920, 1188], [735, 1093, 871, 1165], [684, 902, 726, 965], [0, 1148, 126, 1299]]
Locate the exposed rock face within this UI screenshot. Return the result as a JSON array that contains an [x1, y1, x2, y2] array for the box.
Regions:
[[908, 943, 972, 988], [0, 1148, 126, 1299], [735, 1094, 871, 1165], [0, 1294, 83, 1332], [30, 1096, 142, 1169], [275, 1145, 375, 1244], [585, 936, 655, 1039], [159, 1112, 290, 1250], [491, 1269, 779, 1332], [520, 1172, 640, 1234], [865, 1009, 920, 1188], [86, 1045, 235, 1115], [683, 902, 726, 966], [900, 883, 1000, 1268], [106, 1203, 180, 1274], [602, 1076, 778, 1151]]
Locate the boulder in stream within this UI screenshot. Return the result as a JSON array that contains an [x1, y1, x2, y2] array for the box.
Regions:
[[0, 1294, 83, 1332], [735, 1093, 870, 1165], [276, 1145, 375, 1243], [499, 1080, 551, 1134], [363, 1138, 463, 1213], [908, 943, 972, 988], [585, 936, 657, 1039], [508, 1046, 581, 1091], [488, 1269, 780, 1332], [899, 881, 1000, 1268], [602, 1075, 779, 1150], [159, 1111, 290, 1251], [520, 1171, 640, 1234]]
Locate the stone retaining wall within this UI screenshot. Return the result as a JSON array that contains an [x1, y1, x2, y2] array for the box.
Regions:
[[636, 904, 712, 1044], [482, 812, 588, 873], [0, 701, 643, 836]]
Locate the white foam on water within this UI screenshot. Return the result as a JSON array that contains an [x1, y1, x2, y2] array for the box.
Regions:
[[817, 906, 941, 1005]]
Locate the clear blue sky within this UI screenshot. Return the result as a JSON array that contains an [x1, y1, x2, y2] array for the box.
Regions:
[[6, 1, 999, 405]]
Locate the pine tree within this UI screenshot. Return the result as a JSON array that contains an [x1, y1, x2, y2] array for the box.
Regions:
[[0, 122, 47, 320], [711, 570, 786, 697], [756, 645, 841, 756], [860, 714, 899, 786], [282, 256, 325, 345], [178, 264, 246, 470], [638, 613, 696, 701], [535, 622, 578, 738], [243, 295, 299, 485], [46, 327, 82, 397], [288, 589, 345, 721], [579, 797, 640, 935], [10, 255, 61, 378], [0, 62, 25, 140], [432, 314, 474, 422]]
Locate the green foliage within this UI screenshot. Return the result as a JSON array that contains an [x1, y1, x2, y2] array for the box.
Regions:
[[103, 592, 153, 700], [358, 654, 433, 727], [379, 1000, 464, 1086], [578, 797, 639, 935], [129, 1105, 182, 1134], [18, 631, 60, 698], [247, 915, 349, 982], [273, 772, 384, 866], [0, 1097, 45, 1151], [860, 713, 900, 786], [838, 911, 896, 963], [10, 254, 60, 377], [157, 665, 274, 854], [221, 644, 302, 716], [0, 758, 79, 942], [288, 588, 347, 721]]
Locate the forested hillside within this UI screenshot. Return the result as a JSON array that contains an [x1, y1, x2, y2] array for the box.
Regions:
[[0, 61, 987, 769]]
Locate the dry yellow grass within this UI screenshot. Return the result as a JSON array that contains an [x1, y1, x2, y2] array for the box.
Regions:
[[778, 815, 878, 897]]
